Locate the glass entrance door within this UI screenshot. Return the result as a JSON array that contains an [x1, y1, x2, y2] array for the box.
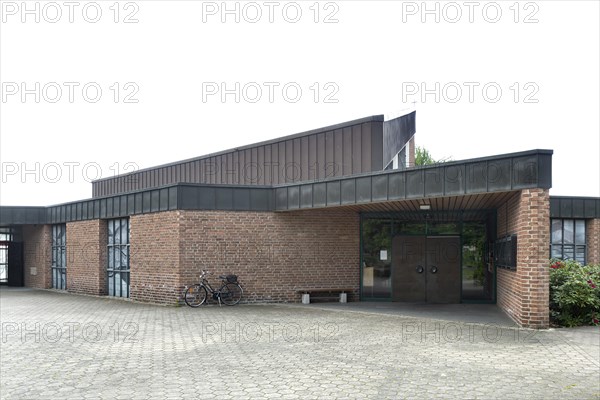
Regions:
[[392, 235, 461, 303]]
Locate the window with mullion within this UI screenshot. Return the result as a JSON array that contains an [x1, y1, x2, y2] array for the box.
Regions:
[[551, 219, 586, 264]]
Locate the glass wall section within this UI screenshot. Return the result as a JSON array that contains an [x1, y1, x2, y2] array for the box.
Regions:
[[551, 219, 586, 264], [461, 222, 492, 301], [51, 224, 67, 290], [361, 219, 392, 298], [107, 218, 130, 297], [360, 211, 494, 302]]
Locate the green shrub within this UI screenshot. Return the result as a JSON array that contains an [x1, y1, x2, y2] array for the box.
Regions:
[[549, 259, 600, 327]]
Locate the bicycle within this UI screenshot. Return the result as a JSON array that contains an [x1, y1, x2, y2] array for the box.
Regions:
[[184, 270, 243, 307]]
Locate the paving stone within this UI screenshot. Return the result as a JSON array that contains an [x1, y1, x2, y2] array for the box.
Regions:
[[0, 288, 599, 399]]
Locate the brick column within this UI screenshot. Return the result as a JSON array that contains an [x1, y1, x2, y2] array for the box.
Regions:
[[66, 220, 107, 295], [497, 189, 550, 329], [586, 219, 600, 265], [23, 225, 52, 289]]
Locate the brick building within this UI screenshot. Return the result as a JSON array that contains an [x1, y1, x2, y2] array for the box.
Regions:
[[1, 111, 599, 328]]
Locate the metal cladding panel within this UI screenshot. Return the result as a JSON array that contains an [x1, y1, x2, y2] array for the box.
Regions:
[[168, 187, 178, 210], [585, 199, 597, 218], [94, 200, 101, 219], [308, 135, 317, 181], [327, 181, 341, 206], [388, 172, 405, 200], [342, 127, 352, 176], [105, 198, 113, 218], [127, 195, 135, 214], [100, 200, 107, 218], [76, 203, 82, 220], [352, 125, 362, 174], [313, 183, 327, 207], [180, 186, 198, 209], [199, 187, 216, 210], [341, 180, 356, 205], [361, 123, 372, 172], [560, 199, 572, 217], [488, 159, 511, 191], [159, 189, 169, 211], [300, 136, 309, 182], [0, 207, 46, 225], [285, 140, 293, 184], [142, 192, 151, 213], [120, 196, 127, 216], [134, 194, 143, 214], [151, 190, 160, 212], [424, 167, 444, 197], [406, 170, 424, 199], [466, 162, 487, 193], [215, 188, 234, 210], [383, 111, 416, 167], [250, 189, 271, 211], [550, 198, 560, 217], [572, 199, 584, 217], [300, 185, 313, 208], [445, 164, 465, 195], [287, 186, 300, 209], [512, 155, 538, 189], [276, 188, 287, 210], [317, 133, 326, 180], [370, 121, 383, 171], [372, 175, 388, 201], [550, 197, 600, 218], [356, 177, 372, 203], [538, 153, 552, 188], [233, 188, 251, 210]]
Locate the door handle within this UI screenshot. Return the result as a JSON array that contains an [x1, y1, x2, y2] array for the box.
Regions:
[[416, 265, 424, 274], [430, 266, 438, 274]]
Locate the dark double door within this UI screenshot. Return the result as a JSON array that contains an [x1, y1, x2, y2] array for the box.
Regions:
[[392, 236, 460, 303]]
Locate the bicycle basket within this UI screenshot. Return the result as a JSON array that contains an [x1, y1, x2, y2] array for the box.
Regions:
[[226, 274, 238, 283]]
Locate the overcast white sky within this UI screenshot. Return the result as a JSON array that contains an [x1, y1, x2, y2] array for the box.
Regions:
[[1, 0, 598, 206]]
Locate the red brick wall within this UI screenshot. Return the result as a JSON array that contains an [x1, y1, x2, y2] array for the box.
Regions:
[[23, 225, 51, 288], [66, 220, 107, 295], [496, 189, 550, 328], [178, 209, 360, 303], [586, 218, 600, 265], [129, 212, 182, 304]]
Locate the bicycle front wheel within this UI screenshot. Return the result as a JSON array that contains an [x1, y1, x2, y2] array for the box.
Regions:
[[220, 283, 243, 306], [184, 285, 208, 307]]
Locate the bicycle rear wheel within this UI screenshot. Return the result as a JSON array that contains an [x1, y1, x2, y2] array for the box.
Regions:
[[220, 283, 243, 306], [184, 284, 208, 307]]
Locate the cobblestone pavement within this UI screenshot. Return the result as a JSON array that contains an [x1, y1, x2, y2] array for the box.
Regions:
[[1, 288, 599, 400]]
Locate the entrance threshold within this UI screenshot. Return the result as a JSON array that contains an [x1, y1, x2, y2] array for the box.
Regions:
[[304, 301, 518, 327]]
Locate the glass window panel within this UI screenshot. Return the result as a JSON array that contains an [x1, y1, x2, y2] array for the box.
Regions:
[[108, 220, 115, 245], [575, 245, 586, 264], [575, 220, 585, 244], [563, 220, 574, 244], [551, 220, 563, 243], [551, 245, 562, 259], [108, 248, 114, 269], [361, 218, 392, 298], [563, 244, 575, 260], [396, 222, 426, 235], [429, 222, 460, 235]]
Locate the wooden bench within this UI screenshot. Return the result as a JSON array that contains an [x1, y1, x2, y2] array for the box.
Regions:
[[295, 288, 354, 304]]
